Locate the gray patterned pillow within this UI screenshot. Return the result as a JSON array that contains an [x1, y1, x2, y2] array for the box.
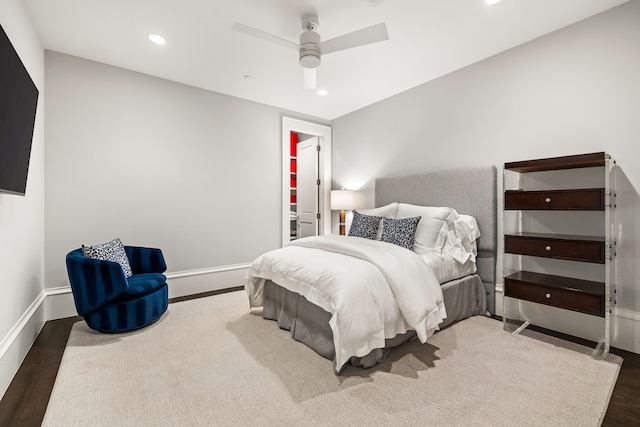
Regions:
[[348, 210, 382, 240], [82, 238, 133, 278], [381, 216, 422, 250]]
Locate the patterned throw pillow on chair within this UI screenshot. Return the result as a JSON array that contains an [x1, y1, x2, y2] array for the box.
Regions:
[[381, 216, 422, 250], [82, 237, 133, 278], [348, 210, 383, 240]]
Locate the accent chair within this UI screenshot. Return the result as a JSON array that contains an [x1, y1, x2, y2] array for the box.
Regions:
[[66, 244, 169, 333]]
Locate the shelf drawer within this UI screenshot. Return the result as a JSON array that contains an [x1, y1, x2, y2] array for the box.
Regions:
[[505, 188, 605, 210], [504, 234, 605, 264], [504, 272, 605, 317]]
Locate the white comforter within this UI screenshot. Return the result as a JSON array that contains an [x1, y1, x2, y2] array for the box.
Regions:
[[245, 235, 447, 372]]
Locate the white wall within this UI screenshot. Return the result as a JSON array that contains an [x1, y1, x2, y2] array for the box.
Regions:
[[332, 1, 640, 352], [45, 52, 329, 298], [0, 0, 46, 398]]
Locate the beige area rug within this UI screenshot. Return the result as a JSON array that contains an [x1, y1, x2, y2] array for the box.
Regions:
[[43, 291, 621, 427]]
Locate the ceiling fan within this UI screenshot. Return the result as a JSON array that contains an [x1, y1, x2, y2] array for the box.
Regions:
[[231, 14, 389, 90]]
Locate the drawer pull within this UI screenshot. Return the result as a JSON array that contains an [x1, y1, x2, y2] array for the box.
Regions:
[[545, 246, 552, 251], [545, 197, 551, 203], [545, 293, 551, 299]]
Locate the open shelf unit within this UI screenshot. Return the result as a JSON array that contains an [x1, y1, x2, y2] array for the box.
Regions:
[[502, 152, 615, 358]]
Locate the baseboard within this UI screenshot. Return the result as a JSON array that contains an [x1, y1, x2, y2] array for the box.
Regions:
[[41, 263, 252, 320], [165, 263, 250, 299], [612, 307, 640, 354], [0, 290, 48, 399], [0, 263, 250, 400]]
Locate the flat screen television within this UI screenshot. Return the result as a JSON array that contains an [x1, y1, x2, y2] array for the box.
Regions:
[[0, 23, 39, 196]]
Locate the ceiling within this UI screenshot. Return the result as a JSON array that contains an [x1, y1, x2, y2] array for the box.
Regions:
[[24, 0, 628, 120]]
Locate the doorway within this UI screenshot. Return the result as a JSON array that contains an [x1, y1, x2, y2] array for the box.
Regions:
[[281, 117, 332, 246]]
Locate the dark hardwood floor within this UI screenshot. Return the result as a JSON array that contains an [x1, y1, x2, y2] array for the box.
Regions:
[[1, 290, 638, 426]]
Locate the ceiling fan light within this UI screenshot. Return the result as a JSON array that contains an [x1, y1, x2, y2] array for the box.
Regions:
[[303, 68, 316, 90], [300, 54, 321, 68]]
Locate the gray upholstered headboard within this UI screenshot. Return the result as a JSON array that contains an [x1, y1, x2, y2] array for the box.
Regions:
[[375, 166, 497, 314]]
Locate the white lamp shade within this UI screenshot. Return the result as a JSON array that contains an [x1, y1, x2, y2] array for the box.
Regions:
[[331, 190, 356, 211]]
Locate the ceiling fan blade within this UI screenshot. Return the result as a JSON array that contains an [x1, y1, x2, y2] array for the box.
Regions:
[[321, 22, 389, 55], [231, 22, 299, 50], [302, 68, 316, 90]]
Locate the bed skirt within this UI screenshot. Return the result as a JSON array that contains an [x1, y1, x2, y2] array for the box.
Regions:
[[262, 274, 487, 373]]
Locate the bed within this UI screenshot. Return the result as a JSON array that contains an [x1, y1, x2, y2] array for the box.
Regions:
[[246, 166, 497, 374]]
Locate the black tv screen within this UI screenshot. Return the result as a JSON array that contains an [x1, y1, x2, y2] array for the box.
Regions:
[[0, 23, 39, 196]]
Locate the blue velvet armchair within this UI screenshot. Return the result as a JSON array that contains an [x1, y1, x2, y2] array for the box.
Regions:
[[66, 245, 169, 333]]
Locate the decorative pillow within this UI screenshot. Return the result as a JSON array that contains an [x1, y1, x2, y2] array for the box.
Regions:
[[357, 203, 398, 239], [380, 216, 421, 250], [82, 238, 133, 278], [348, 210, 383, 240]]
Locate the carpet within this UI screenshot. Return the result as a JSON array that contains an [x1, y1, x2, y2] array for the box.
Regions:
[[43, 290, 622, 426]]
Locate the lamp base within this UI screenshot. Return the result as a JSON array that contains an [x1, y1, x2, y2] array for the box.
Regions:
[[339, 210, 346, 235]]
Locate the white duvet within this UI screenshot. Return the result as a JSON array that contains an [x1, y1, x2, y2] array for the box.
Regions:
[[245, 235, 447, 372]]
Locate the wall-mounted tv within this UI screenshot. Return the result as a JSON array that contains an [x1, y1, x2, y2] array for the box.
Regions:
[[0, 22, 39, 196]]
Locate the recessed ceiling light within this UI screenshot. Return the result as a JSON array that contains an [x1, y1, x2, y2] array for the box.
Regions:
[[364, 0, 383, 6], [147, 34, 166, 45], [485, 0, 502, 4], [317, 89, 328, 96]]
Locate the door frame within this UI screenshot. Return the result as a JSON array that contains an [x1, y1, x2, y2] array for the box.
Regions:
[[281, 117, 332, 247]]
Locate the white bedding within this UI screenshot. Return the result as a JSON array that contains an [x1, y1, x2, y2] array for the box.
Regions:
[[245, 235, 447, 372], [420, 250, 477, 284]]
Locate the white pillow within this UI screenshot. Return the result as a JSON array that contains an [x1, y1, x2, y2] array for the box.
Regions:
[[357, 202, 398, 239], [456, 214, 481, 243], [395, 203, 454, 254], [358, 202, 398, 218], [441, 213, 481, 264]]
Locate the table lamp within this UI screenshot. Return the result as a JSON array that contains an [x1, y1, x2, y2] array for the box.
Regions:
[[331, 189, 356, 235]]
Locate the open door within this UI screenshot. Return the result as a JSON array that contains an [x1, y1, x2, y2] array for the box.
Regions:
[[281, 117, 331, 246], [296, 136, 319, 238]]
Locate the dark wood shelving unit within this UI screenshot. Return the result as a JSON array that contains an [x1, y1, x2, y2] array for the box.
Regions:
[[502, 152, 613, 358]]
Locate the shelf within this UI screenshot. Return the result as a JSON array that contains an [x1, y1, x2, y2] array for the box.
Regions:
[[505, 231, 604, 241], [505, 188, 605, 210], [504, 152, 607, 173], [504, 232, 605, 264], [504, 271, 604, 317]]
